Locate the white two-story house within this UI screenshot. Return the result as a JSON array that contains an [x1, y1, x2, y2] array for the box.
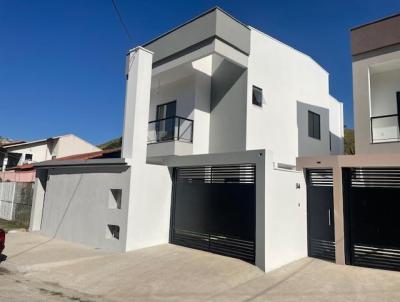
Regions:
[[30, 7, 343, 272]]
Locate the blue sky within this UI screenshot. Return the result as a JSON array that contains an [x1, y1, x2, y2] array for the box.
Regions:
[[1, 1, 400, 145]]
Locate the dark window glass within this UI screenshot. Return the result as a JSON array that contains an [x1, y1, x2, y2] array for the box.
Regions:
[[25, 154, 33, 161], [156, 101, 177, 142], [308, 111, 321, 140], [252, 86, 263, 107], [156, 101, 176, 120]]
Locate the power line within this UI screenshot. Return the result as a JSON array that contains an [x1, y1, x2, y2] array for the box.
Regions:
[[111, 0, 133, 41]]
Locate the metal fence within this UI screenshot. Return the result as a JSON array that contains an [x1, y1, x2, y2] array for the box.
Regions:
[[0, 181, 34, 227], [148, 116, 193, 144]]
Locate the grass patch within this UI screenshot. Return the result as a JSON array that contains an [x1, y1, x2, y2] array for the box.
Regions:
[[0, 218, 26, 232]]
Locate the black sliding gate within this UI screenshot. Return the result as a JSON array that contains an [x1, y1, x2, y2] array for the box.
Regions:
[[170, 164, 256, 263], [306, 169, 336, 262], [344, 168, 400, 271]]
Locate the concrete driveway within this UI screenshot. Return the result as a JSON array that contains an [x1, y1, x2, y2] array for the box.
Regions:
[[2, 232, 400, 301]]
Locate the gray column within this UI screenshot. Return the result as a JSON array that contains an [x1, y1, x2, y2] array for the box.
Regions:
[[29, 169, 48, 231], [333, 166, 345, 265]]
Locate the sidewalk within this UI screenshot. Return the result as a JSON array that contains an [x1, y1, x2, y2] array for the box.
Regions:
[[2, 231, 400, 302]]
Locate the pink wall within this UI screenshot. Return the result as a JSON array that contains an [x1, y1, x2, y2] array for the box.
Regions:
[[0, 170, 36, 182]]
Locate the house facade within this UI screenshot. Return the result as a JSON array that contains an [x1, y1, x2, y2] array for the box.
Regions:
[[30, 8, 343, 272], [298, 13, 400, 272], [352, 13, 400, 153], [1, 134, 101, 170]]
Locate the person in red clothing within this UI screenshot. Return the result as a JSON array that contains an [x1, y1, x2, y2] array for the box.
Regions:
[[0, 229, 5, 255]]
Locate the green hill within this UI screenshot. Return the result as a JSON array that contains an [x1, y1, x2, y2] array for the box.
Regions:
[[98, 137, 122, 150]]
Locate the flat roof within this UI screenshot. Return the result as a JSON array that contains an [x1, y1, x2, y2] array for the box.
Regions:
[[142, 7, 249, 47], [351, 12, 400, 31]]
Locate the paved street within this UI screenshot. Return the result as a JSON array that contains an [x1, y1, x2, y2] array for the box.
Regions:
[[0, 266, 104, 302], [2, 232, 400, 301]]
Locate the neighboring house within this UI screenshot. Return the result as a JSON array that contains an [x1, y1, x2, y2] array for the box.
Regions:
[[298, 13, 400, 273], [0, 134, 101, 170], [30, 7, 343, 273], [351, 13, 400, 153]]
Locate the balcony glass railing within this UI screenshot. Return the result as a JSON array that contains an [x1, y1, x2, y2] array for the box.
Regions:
[[148, 116, 193, 144], [371, 114, 400, 143]]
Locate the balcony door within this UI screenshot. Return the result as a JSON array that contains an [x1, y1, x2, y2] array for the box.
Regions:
[[156, 101, 176, 142]]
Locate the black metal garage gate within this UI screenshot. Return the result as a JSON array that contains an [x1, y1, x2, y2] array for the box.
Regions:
[[170, 164, 256, 263], [306, 169, 335, 261], [344, 168, 400, 271]]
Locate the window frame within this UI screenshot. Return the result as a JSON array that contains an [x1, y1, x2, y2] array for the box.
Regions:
[[308, 110, 321, 140], [156, 100, 177, 120], [252, 85, 263, 107]]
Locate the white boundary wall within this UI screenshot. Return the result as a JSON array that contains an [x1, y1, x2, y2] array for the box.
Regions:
[[264, 152, 307, 272]]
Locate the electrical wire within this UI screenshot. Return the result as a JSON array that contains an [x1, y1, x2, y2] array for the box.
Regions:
[[111, 0, 133, 42]]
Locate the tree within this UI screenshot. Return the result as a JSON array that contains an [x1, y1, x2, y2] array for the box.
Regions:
[[344, 128, 355, 155]]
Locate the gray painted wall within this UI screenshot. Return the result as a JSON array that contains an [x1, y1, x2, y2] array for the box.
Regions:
[[144, 8, 250, 64], [40, 165, 131, 251], [209, 58, 247, 153]]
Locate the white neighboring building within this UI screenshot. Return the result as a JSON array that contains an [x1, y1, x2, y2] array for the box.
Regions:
[[1, 134, 101, 170], [30, 7, 343, 273]]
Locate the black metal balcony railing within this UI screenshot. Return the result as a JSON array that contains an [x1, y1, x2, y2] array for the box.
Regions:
[[148, 116, 193, 144], [371, 114, 400, 143]]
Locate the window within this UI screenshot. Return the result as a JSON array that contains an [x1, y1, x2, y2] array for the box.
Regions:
[[252, 86, 263, 107], [156, 101, 177, 142], [25, 154, 33, 161], [308, 111, 321, 140], [156, 101, 176, 120]]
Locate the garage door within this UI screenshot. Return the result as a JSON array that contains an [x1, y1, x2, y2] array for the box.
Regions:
[[306, 169, 335, 262], [345, 168, 400, 271], [170, 164, 256, 263]]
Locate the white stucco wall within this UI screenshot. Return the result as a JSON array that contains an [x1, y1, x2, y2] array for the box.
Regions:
[[6, 134, 100, 165], [149, 56, 214, 155], [264, 152, 307, 272], [369, 68, 400, 143], [328, 95, 344, 154], [149, 75, 196, 122], [246, 28, 343, 165], [370, 68, 400, 116], [124, 164, 172, 251], [7, 143, 52, 164], [123, 48, 174, 251], [54, 134, 101, 158], [192, 56, 212, 154]]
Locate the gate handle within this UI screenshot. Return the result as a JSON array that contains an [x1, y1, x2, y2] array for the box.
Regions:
[[328, 209, 331, 226]]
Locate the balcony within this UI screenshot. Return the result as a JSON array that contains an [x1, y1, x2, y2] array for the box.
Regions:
[[148, 116, 193, 144], [147, 116, 194, 158], [371, 114, 400, 143]]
